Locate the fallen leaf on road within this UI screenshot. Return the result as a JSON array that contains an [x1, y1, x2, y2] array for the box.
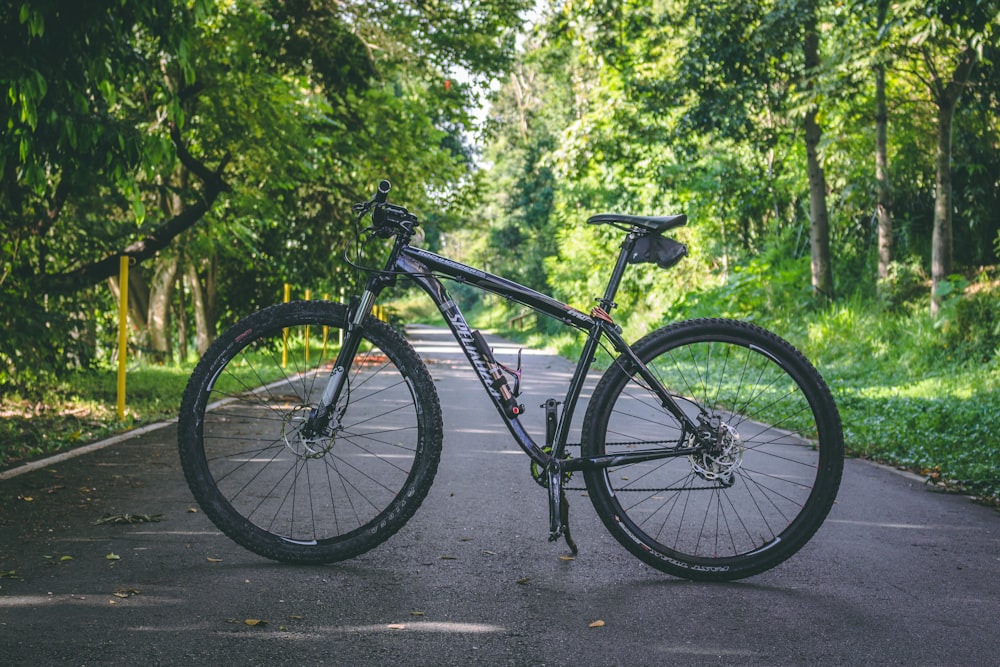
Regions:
[[106, 553, 121, 561], [410, 611, 425, 616], [113, 588, 141, 598], [387, 624, 406, 630], [516, 577, 530, 585], [588, 620, 606, 628], [207, 557, 223, 563], [245, 619, 268, 627], [559, 555, 575, 561]]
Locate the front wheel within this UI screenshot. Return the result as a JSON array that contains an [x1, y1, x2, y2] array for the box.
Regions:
[[582, 318, 843, 581], [178, 300, 443, 564]]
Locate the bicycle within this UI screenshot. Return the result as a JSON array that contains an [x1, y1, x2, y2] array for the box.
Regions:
[[178, 180, 844, 581]]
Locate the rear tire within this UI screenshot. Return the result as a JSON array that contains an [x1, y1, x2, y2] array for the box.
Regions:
[[178, 301, 443, 563], [582, 318, 843, 580]]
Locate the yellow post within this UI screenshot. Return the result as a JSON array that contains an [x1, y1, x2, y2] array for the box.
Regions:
[[338, 288, 344, 346], [116, 256, 129, 421], [304, 289, 311, 365], [282, 283, 291, 367], [321, 293, 330, 360]]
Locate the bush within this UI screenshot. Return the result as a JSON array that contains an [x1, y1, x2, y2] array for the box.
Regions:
[[877, 257, 928, 311], [946, 289, 1000, 359]]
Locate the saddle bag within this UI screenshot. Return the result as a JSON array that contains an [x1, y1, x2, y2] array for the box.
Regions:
[[628, 234, 687, 270]]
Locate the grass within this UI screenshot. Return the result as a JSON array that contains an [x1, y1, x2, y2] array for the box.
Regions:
[[0, 364, 191, 470]]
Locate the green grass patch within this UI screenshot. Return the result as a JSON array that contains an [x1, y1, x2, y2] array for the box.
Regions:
[[0, 364, 192, 470]]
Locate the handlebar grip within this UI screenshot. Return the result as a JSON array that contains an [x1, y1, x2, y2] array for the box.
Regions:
[[374, 180, 391, 205]]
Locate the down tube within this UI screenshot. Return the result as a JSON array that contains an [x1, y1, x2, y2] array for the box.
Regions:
[[396, 250, 549, 466]]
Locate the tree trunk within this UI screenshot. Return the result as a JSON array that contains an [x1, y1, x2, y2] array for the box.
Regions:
[[185, 259, 214, 355], [929, 46, 978, 317], [930, 102, 955, 317], [803, 25, 834, 300], [108, 264, 150, 332], [875, 62, 893, 284], [177, 271, 188, 362], [147, 254, 179, 363]]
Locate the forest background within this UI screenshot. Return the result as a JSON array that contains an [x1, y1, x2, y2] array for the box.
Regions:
[[1, 1, 998, 502]]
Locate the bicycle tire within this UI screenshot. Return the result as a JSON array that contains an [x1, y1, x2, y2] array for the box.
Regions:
[[178, 300, 442, 564], [582, 318, 843, 581]]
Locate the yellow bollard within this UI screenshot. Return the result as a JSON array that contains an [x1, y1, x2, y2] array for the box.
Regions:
[[338, 288, 345, 346], [116, 256, 130, 421], [282, 283, 291, 367], [321, 293, 330, 361], [304, 289, 311, 365]]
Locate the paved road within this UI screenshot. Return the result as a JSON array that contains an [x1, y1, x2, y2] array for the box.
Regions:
[[1, 325, 998, 666]]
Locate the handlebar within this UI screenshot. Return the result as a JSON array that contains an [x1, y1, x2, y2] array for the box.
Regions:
[[374, 179, 390, 205], [354, 179, 419, 238]]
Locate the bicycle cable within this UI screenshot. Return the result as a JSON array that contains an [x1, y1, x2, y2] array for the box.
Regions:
[[342, 218, 489, 295]]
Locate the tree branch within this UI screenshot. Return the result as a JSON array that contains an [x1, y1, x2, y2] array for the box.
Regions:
[[941, 46, 979, 110], [39, 130, 231, 295]]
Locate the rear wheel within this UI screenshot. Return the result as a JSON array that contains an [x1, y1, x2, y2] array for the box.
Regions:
[[178, 300, 442, 563], [583, 318, 843, 581]]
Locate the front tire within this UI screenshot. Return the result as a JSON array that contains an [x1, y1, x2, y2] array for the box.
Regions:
[[582, 318, 843, 581], [178, 301, 443, 564]]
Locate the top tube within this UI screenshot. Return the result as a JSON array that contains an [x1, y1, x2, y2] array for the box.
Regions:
[[401, 246, 595, 331]]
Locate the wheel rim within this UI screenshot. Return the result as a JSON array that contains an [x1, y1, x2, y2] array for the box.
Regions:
[[595, 335, 830, 563], [197, 320, 422, 546]]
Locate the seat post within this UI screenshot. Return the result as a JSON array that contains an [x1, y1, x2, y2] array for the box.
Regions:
[[597, 231, 640, 313]]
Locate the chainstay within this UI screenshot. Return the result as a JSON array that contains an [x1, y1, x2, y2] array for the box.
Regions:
[[562, 440, 720, 492]]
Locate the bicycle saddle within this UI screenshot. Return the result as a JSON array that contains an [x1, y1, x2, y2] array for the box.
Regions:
[[587, 213, 688, 233]]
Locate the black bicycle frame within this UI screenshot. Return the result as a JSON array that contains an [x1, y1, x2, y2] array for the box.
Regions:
[[375, 243, 704, 471], [310, 227, 705, 541]]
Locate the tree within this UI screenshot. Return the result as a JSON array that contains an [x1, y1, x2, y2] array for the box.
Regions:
[[2, 0, 208, 381], [889, 1, 997, 315], [801, 0, 834, 298], [0, 0, 529, 388], [667, 0, 837, 297], [872, 0, 894, 283]]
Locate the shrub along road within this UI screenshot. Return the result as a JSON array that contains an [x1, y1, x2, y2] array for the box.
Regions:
[[1, 326, 998, 665]]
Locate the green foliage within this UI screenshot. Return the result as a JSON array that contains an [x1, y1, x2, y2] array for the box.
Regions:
[[839, 373, 1000, 500], [0, 0, 529, 395]]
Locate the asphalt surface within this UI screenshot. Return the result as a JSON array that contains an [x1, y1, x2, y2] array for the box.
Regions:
[[1, 324, 998, 666]]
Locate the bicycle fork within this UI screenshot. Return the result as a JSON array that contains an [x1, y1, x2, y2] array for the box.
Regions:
[[302, 288, 379, 438]]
